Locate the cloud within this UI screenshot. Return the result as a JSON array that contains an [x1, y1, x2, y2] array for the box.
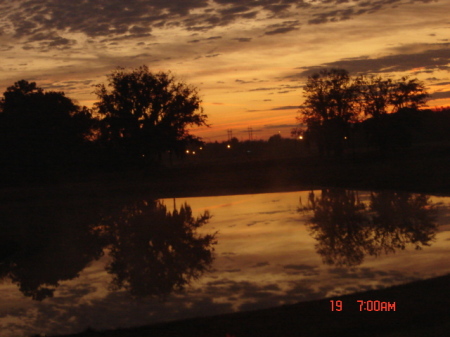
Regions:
[[264, 20, 300, 35], [431, 91, 450, 100], [269, 106, 300, 111], [292, 43, 450, 77], [263, 123, 298, 129], [233, 37, 252, 42]]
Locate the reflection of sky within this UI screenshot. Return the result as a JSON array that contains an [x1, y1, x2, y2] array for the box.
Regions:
[[1, 190, 450, 337]]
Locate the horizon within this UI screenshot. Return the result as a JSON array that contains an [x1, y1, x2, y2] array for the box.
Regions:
[[0, 0, 449, 141]]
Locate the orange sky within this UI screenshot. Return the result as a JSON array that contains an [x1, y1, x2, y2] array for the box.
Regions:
[[0, 0, 449, 141]]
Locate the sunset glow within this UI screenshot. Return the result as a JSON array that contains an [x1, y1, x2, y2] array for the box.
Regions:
[[1, 0, 449, 141]]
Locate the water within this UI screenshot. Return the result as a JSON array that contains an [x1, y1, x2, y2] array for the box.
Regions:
[[1, 189, 450, 336]]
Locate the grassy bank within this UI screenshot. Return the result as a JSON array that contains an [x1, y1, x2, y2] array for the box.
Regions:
[[3, 142, 450, 202]]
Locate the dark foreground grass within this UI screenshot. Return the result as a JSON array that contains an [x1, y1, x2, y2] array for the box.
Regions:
[[51, 273, 450, 337]]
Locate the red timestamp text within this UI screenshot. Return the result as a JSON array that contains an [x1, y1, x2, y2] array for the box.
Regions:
[[330, 300, 396, 311]]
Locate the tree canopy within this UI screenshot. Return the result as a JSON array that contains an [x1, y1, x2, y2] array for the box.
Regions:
[[0, 80, 94, 175], [298, 69, 429, 155], [94, 66, 208, 163]]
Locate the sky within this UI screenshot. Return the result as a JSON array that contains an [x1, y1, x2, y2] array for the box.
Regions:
[[0, 0, 449, 141]]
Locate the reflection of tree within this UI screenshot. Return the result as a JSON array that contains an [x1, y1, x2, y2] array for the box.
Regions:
[[301, 189, 372, 266], [301, 189, 437, 266], [0, 202, 105, 300], [101, 200, 216, 298], [370, 192, 437, 253], [0, 197, 216, 301]]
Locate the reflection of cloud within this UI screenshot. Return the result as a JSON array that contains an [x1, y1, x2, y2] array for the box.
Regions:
[[283, 264, 320, 276], [327, 267, 422, 285], [257, 210, 285, 215]]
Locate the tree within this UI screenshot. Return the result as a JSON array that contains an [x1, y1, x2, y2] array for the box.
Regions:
[[390, 77, 429, 113], [94, 66, 208, 164], [298, 69, 430, 156], [298, 69, 360, 156], [0, 80, 94, 176], [356, 75, 429, 152], [356, 75, 393, 118], [356, 75, 429, 118]]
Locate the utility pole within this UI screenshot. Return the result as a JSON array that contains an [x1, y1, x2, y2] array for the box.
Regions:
[[247, 127, 253, 141], [227, 129, 232, 142]]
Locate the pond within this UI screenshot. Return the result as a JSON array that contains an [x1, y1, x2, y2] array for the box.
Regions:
[[1, 189, 450, 336]]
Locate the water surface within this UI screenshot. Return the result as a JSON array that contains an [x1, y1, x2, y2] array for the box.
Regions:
[[1, 189, 450, 336]]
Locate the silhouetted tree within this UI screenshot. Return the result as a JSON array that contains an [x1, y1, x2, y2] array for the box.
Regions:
[[356, 75, 429, 152], [298, 70, 430, 156], [94, 66, 208, 164], [298, 69, 359, 156], [0, 80, 94, 178]]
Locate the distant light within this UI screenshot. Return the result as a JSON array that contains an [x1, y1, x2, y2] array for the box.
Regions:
[[299, 135, 303, 140], [344, 136, 348, 140], [200, 147, 203, 150], [193, 151, 196, 155], [227, 144, 231, 149], [186, 150, 190, 154]]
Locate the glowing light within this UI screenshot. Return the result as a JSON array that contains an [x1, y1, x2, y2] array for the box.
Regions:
[[298, 135, 303, 140], [186, 150, 190, 154], [227, 144, 231, 149]]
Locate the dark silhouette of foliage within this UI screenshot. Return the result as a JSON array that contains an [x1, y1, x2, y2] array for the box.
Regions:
[[298, 69, 429, 156], [94, 66, 208, 164], [300, 189, 438, 266], [0, 80, 94, 178], [300, 189, 372, 266], [100, 199, 216, 299], [0, 195, 216, 301], [298, 69, 359, 156], [370, 191, 437, 252], [0, 198, 105, 300]]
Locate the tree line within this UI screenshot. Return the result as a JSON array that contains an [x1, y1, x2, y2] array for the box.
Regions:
[[0, 66, 207, 182], [297, 68, 432, 156]]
